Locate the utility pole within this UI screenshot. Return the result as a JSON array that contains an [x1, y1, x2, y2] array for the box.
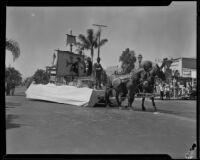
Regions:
[[92, 24, 107, 59]]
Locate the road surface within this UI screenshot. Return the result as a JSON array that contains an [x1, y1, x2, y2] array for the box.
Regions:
[[6, 86, 196, 158]]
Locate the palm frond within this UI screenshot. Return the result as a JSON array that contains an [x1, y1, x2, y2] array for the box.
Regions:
[[6, 39, 20, 61], [78, 34, 90, 49], [86, 29, 94, 45], [98, 38, 108, 47], [94, 30, 100, 42]]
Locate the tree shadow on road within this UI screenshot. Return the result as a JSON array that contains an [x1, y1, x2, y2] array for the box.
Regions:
[[6, 102, 21, 109], [6, 114, 21, 130], [6, 102, 21, 106], [93, 103, 160, 113], [13, 94, 25, 96], [28, 99, 59, 104]]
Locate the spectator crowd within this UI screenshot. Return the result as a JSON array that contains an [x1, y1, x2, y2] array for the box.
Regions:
[[154, 81, 195, 100]]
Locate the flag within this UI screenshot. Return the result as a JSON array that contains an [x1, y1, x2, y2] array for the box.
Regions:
[[66, 34, 76, 46]]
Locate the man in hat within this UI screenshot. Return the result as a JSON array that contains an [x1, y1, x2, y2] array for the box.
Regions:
[[130, 54, 144, 85], [141, 60, 153, 72], [135, 54, 143, 70], [93, 57, 103, 89]]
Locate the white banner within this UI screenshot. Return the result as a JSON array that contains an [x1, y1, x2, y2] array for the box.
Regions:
[[25, 83, 93, 106]]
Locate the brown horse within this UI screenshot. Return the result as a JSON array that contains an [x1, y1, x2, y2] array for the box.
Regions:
[[105, 63, 165, 111]]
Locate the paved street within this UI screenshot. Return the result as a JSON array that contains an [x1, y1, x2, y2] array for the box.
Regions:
[[6, 86, 196, 158]]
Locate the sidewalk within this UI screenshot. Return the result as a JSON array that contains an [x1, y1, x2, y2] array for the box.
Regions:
[[153, 97, 196, 101]]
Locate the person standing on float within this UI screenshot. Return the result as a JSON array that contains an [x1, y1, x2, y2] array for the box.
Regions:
[[93, 57, 103, 89]]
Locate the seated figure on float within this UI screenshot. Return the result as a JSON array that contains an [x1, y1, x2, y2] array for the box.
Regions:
[[71, 56, 95, 88]]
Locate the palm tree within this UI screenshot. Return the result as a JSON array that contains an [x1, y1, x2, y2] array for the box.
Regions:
[[6, 38, 20, 62], [77, 29, 108, 63]]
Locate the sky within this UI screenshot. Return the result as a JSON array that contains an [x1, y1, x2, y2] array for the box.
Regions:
[[6, 2, 196, 78]]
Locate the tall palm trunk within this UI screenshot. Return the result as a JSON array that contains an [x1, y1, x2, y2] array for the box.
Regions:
[[91, 48, 94, 64]]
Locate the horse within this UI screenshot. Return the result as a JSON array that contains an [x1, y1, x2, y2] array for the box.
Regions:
[[105, 62, 165, 111], [105, 67, 147, 109], [140, 64, 166, 111]]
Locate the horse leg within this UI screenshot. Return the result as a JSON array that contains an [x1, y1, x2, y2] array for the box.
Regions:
[[151, 96, 157, 112], [127, 90, 135, 110], [142, 96, 146, 111], [105, 89, 109, 107], [120, 93, 127, 109], [128, 96, 135, 110], [105, 88, 111, 107], [116, 91, 122, 109]]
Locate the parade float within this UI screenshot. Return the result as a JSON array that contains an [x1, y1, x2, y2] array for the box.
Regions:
[[25, 30, 106, 107]]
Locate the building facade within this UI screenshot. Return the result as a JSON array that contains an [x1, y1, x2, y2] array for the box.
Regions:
[[168, 57, 196, 87]]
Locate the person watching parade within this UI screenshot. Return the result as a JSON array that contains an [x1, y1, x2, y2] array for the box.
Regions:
[[93, 57, 103, 89]]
